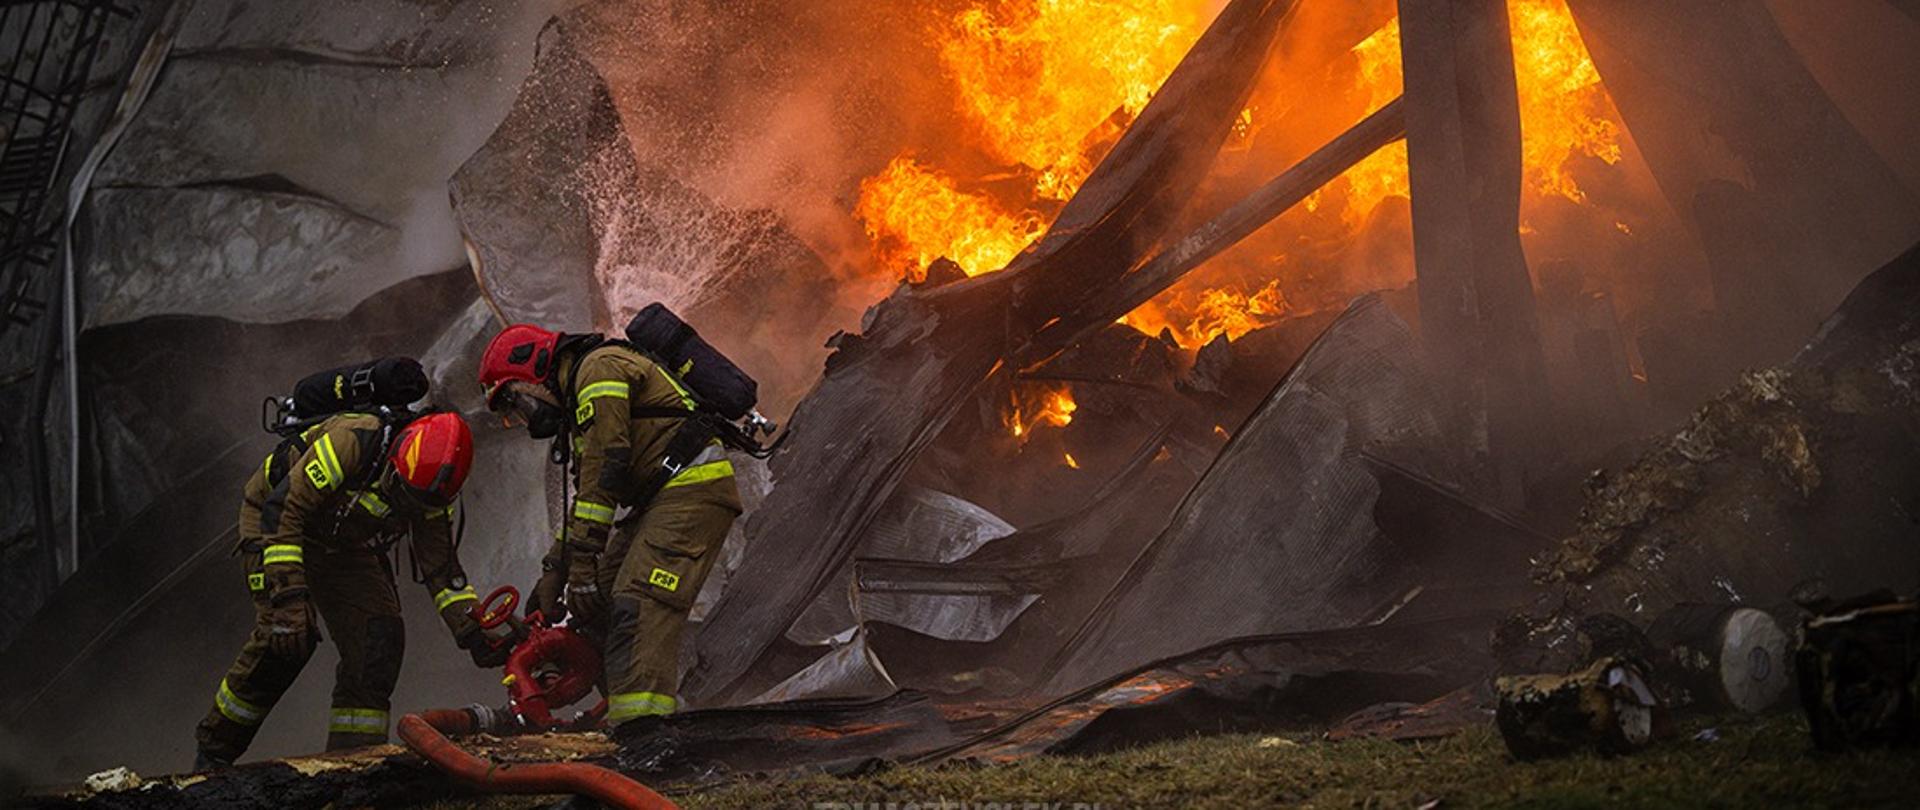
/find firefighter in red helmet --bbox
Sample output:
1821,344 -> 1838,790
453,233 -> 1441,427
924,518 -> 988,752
194,411 -> 501,770
478,324 -> 741,726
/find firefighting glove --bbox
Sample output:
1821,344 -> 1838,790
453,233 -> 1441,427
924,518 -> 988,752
456,623 -> 511,668
530,556 -> 568,623
266,599 -> 318,659
564,548 -> 606,626
464,629 -> 510,667
263,558 -> 318,659
439,599 -> 481,645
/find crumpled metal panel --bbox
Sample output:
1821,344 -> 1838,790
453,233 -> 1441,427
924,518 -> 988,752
82,0 -> 562,328
787,487 -> 1021,645
83,184 -> 401,327
1042,294 -> 1461,695
450,18 -> 623,332
748,629 -> 897,705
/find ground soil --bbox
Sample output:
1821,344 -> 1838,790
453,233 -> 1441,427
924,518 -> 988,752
422,713 -> 1918,809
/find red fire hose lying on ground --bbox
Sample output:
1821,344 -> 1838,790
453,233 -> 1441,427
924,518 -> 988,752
395,587 -> 677,810
397,709 -> 678,810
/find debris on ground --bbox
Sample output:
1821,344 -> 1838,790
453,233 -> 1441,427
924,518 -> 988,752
1796,590 -> 1920,751
1495,656 -> 1669,760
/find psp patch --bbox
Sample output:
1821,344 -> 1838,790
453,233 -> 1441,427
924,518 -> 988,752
647,567 -> 681,592
304,458 -> 332,489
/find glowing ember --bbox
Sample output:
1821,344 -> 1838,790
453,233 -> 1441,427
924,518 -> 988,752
1005,384 -> 1077,443
1064,452 -> 1080,469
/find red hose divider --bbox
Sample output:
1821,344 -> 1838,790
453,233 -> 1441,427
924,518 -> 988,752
398,712 -> 679,810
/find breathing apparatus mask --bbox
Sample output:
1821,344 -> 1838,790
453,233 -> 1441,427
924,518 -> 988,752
489,381 -> 567,440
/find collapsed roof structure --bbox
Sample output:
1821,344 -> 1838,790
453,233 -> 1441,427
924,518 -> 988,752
2,0 -> 1917,804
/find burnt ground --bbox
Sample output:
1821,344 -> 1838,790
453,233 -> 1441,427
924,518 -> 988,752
397,713 -> 1916,809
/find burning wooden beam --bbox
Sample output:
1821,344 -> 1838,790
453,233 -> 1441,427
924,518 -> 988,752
1021,97 -> 1408,365
1398,0 -> 1555,507
684,0 -> 1303,705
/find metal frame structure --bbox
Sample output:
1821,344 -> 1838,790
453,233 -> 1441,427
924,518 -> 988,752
1,0 -> 120,334
2,0 -> 128,584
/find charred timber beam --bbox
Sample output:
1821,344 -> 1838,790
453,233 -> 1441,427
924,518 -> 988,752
1398,0 -> 1554,506
1021,98 -> 1407,365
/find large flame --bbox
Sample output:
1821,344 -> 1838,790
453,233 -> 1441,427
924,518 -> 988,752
857,0 -> 1216,283
855,157 -> 1046,280
856,0 -> 1626,348
942,0 -> 1212,201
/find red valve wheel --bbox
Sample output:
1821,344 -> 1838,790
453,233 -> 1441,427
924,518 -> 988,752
476,585 -> 520,630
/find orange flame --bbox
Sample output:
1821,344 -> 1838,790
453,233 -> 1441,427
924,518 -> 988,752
1328,0 -> 1623,221
1118,278 -> 1289,347
855,157 -> 1046,280
941,0 -> 1212,201
856,0 -> 1216,282
1006,384 -> 1077,443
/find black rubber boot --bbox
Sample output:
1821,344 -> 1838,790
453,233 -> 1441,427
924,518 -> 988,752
192,748 -> 235,773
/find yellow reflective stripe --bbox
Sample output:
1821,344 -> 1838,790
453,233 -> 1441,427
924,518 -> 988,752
327,707 -> 389,735
262,544 -> 304,566
606,691 -> 677,723
318,435 -> 344,482
216,679 -> 265,725
663,459 -> 734,489
424,504 -> 454,521
356,492 -> 390,517
305,434 -> 344,490
656,369 -> 696,409
572,500 -> 615,525
434,586 -> 478,611
579,381 -> 630,402
261,453 -> 273,479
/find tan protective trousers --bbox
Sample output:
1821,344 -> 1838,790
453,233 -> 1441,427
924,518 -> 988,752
592,487 -> 738,725
194,544 -> 404,760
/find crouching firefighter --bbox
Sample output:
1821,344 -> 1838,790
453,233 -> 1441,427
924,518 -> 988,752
194,405 -> 504,770
478,307 -> 772,727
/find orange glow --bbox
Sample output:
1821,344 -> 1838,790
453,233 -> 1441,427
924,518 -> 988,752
1005,384 -> 1077,443
1064,452 -> 1080,468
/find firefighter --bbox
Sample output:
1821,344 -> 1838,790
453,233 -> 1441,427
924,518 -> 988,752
193,411 -> 503,770
477,324 -> 741,726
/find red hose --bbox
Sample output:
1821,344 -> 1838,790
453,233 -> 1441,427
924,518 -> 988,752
398,712 -> 679,810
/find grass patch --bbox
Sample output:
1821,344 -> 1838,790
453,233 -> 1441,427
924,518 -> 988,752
676,714 -> 1916,809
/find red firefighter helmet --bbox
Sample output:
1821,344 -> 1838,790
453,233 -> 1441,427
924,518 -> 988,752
478,324 -> 562,409
387,412 -> 474,506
